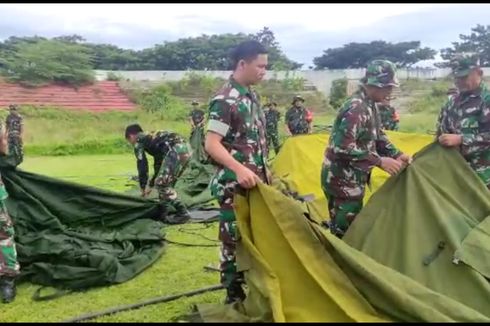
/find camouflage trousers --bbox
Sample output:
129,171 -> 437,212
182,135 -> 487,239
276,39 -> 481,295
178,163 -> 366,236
325,193 -> 363,238
154,142 -> 191,205
8,134 -> 23,166
0,197 -> 20,278
266,129 -> 280,155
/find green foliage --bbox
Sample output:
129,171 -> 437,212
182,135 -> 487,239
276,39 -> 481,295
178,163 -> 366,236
280,71 -> 306,91
106,71 -> 123,81
329,78 -> 348,109
138,85 -> 188,120
0,39 -> 94,87
313,41 -> 436,69
439,24 -> 490,67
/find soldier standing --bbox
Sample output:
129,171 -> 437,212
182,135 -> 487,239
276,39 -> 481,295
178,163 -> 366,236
321,60 -> 412,238
188,100 -> 208,162
189,100 -> 205,138
125,124 -> 192,224
377,98 -> 400,131
0,124 -> 19,303
437,53 -> 490,189
6,105 -> 23,166
264,101 -> 281,155
285,95 -> 310,135
204,40 -> 270,304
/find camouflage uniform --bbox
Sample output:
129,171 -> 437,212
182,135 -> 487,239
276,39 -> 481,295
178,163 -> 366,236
6,107 -> 23,166
321,60 -> 403,237
285,96 -> 309,135
207,76 -> 269,292
134,131 -> 191,208
436,53 -> 490,189
264,104 -> 281,154
378,104 -> 400,131
0,175 -> 20,279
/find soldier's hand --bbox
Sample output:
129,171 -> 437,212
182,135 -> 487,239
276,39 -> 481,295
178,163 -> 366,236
438,134 -> 462,147
236,166 -> 260,189
379,157 -> 403,176
141,188 -> 148,197
396,153 -> 413,166
145,188 -> 153,197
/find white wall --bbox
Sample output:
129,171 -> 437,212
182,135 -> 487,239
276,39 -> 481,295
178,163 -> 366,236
97,68 -> 490,96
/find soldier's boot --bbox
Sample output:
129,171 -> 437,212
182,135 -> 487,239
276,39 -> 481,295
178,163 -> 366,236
0,276 -> 16,304
161,200 -> 190,224
224,282 -> 246,305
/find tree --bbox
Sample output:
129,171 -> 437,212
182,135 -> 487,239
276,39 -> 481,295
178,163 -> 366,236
439,24 -> 490,67
313,41 -> 436,69
0,39 -> 95,87
252,27 -> 303,70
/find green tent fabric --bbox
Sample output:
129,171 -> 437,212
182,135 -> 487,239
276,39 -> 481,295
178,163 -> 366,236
197,143 -> 490,322
0,161 -> 166,291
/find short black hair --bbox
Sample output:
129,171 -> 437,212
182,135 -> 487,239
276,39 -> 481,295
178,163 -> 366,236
125,124 -> 143,139
230,40 -> 268,70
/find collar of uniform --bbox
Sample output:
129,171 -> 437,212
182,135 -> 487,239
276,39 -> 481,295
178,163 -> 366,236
229,75 -> 251,97
358,87 -> 376,107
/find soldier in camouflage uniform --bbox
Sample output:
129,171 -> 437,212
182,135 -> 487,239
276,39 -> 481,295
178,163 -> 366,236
377,99 -> 400,131
285,95 -> 310,135
125,124 -> 192,223
6,105 -> 23,166
437,53 -> 490,189
205,40 -> 270,304
0,123 -> 19,303
189,100 -> 206,137
321,60 -> 412,237
264,102 -> 281,155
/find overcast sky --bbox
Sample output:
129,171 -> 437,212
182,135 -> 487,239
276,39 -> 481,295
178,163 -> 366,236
1,3 -> 489,68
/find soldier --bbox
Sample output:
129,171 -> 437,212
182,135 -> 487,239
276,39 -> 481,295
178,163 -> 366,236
125,124 -> 192,223
0,123 -> 19,303
377,98 -> 400,131
6,105 -> 23,166
285,95 -> 310,135
436,53 -> 490,189
204,40 -> 270,304
321,60 -> 412,238
189,100 -> 206,137
264,101 -> 281,155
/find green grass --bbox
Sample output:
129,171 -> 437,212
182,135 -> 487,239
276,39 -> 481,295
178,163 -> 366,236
1,154 -> 223,322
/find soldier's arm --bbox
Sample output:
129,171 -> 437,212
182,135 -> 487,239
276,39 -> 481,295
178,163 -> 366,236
134,143 -> 149,191
284,109 -> 292,135
460,103 -> 490,156
149,156 -> 163,188
435,100 -> 450,138
376,129 -> 401,159
205,100 -> 259,188
331,106 -> 382,171
0,125 -> 8,155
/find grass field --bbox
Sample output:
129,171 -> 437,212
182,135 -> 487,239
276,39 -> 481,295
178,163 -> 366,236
1,154 -> 223,322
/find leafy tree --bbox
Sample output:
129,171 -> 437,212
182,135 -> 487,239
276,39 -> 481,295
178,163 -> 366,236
439,24 -> 490,67
313,41 -> 436,69
0,39 -> 94,87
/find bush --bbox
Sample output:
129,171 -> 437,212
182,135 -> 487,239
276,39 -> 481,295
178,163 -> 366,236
329,78 -> 348,109
138,85 -> 188,120
106,72 -> 123,81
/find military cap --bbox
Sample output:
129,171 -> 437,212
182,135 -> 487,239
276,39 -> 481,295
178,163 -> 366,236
450,53 -> 480,77
292,95 -> 305,104
191,100 -> 199,106
361,60 -> 399,88
8,104 -> 18,111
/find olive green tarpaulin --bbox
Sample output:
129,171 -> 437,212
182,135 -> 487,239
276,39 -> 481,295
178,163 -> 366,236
197,144 -> 490,322
0,162 -> 166,291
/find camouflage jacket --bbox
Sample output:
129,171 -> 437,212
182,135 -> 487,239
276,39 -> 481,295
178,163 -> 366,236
207,77 -> 269,185
134,131 -> 185,189
285,106 -> 309,135
436,83 -> 490,187
264,107 -> 281,132
189,108 -> 205,127
322,88 -> 401,199
6,112 -> 23,135
378,104 -> 399,131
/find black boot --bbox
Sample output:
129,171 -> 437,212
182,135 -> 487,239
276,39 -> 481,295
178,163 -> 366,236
0,276 -> 16,304
167,200 -> 191,224
224,283 -> 246,305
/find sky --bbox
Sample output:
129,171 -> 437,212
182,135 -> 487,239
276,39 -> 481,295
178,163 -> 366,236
0,3 -> 489,68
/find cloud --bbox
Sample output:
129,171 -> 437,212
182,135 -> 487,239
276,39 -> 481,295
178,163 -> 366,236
0,4 -> 488,66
